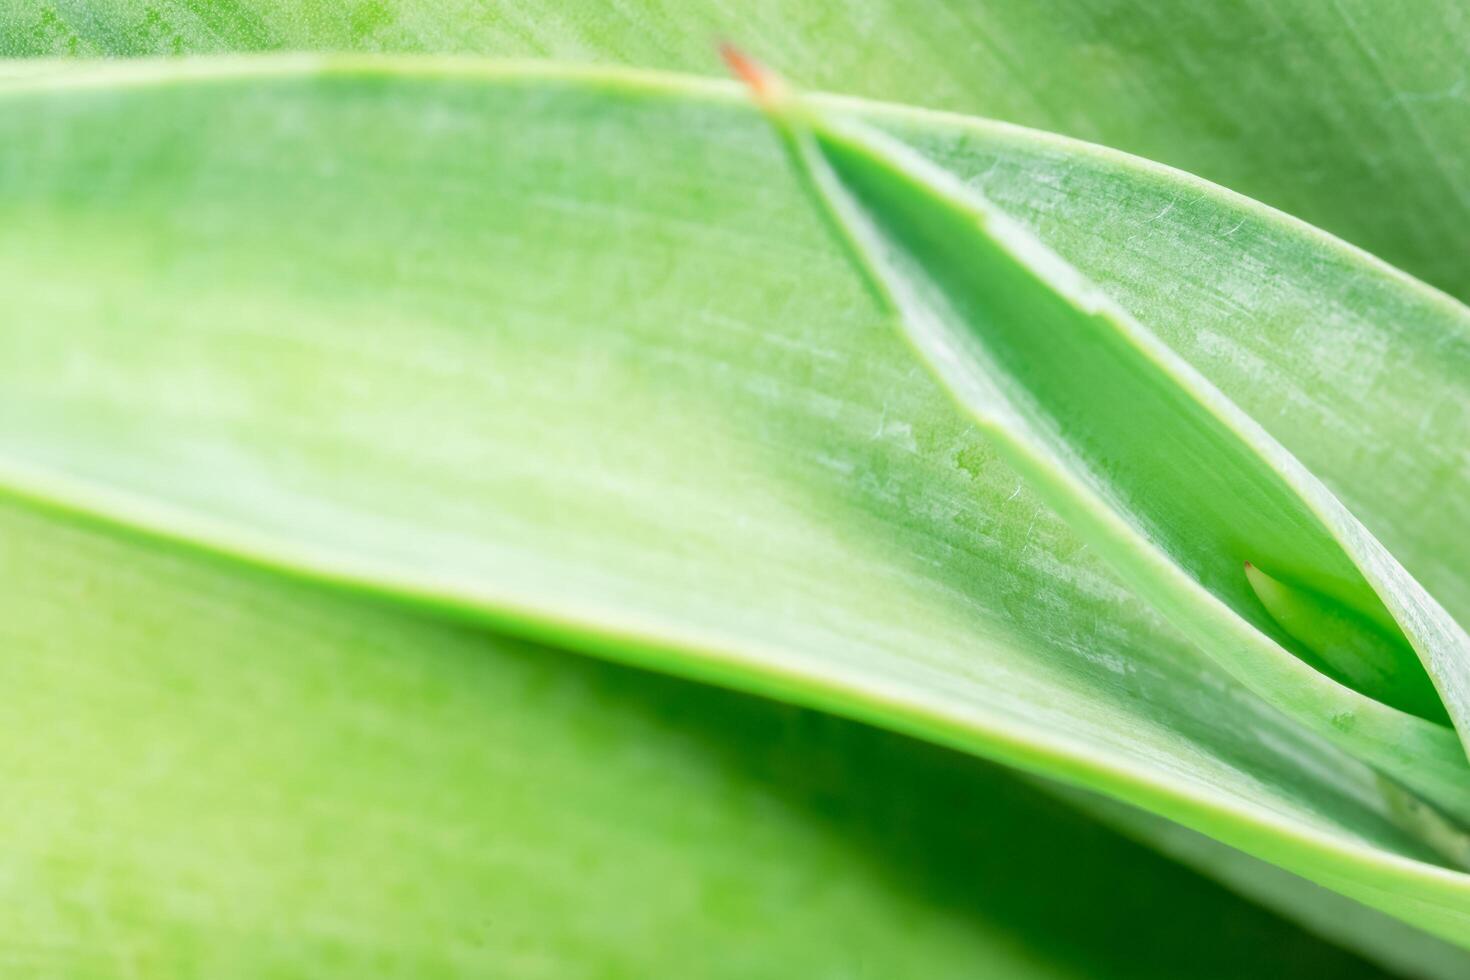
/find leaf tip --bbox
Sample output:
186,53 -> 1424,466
718,43 -> 787,109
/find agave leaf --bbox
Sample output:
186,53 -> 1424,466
9,496 -> 1416,977
5,0 -> 1469,300
1,57 -> 1468,942
732,65 -> 1470,818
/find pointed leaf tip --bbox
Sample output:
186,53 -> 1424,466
718,43 -> 786,107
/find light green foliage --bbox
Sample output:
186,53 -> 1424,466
9,497 -> 1393,978
752,88 -> 1470,807
1,1 -> 1469,975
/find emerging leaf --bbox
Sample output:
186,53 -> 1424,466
728,51 -> 1470,826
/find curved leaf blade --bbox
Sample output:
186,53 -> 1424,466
2,57 -> 1470,941
9,494 -> 1420,978
740,75 -> 1470,818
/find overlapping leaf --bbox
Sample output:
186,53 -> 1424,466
738,70 -> 1470,818
0,59 -> 1468,954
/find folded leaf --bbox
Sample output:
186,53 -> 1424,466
731,61 -> 1470,822
1,57 -> 1469,943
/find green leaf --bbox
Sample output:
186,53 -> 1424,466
1245,560 -> 1436,718
1,56 -> 1468,947
8,494 -> 1416,977
5,0 -> 1470,302
737,71 -> 1470,817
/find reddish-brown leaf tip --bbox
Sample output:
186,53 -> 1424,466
719,43 -> 783,106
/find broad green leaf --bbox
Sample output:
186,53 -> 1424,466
737,70 -> 1470,819
3,0 -> 1469,301
1,57 -> 1468,944
6,495 -> 1414,978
